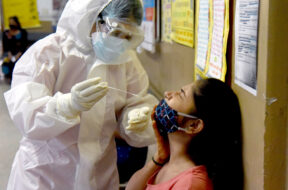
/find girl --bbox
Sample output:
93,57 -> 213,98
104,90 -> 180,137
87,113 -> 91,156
126,78 -> 244,190
2,16 -> 27,79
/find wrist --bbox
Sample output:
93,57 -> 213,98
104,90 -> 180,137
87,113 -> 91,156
57,93 -> 80,118
152,155 -> 166,166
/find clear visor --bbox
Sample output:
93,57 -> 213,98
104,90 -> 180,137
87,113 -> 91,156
97,17 -> 144,48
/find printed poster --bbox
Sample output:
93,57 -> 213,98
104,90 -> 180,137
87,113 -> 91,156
171,0 -> 194,47
162,0 -> 172,43
139,0 -> 156,53
207,0 -> 229,80
52,0 -> 68,27
3,0 -> 40,29
195,0 -> 210,74
194,0 -> 229,81
235,0 -> 259,95
37,0 -> 53,21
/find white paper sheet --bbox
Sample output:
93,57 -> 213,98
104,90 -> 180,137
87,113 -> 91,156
196,0 -> 209,71
235,0 -> 259,95
37,0 -> 53,21
208,0 -> 225,78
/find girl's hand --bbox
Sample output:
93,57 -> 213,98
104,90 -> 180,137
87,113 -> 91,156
151,106 -> 170,164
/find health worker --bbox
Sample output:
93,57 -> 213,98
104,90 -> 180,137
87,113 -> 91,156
4,0 -> 157,189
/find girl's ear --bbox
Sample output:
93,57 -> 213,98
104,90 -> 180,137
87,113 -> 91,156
184,119 -> 204,135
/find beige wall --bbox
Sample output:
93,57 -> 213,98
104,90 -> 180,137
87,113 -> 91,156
263,0 -> 288,189
138,0 -> 288,189
233,0 -> 288,188
231,0 -> 268,189
138,42 -> 195,99
26,21 -> 53,34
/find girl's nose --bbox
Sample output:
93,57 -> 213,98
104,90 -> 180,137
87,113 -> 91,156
164,91 -> 173,100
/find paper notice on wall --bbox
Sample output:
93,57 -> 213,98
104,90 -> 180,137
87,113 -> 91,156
52,0 -> 68,26
235,0 -> 259,95
194,0 -> 229,81
162,0 -> 172,43
139,0 -> 156,53
37,0 -> 53,21
171,0 -> 194,47
195,0 -> 210,71
3,0 -> 40,29
207,0 -> 226,79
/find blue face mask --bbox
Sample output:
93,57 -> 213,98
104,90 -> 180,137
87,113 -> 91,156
154,99 -> 198,136
91,32 -> 129,63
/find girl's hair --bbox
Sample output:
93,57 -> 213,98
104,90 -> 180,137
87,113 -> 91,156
9,16 -> 22,29
190,78 -> 244,190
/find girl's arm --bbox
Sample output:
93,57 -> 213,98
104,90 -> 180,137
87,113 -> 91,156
126,109 -> 170,190
125,154 -> 163,190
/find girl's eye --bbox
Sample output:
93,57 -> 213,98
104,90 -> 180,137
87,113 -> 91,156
177,90 -> 183,99
179,89 -> 185,99
181,89 -> 185,96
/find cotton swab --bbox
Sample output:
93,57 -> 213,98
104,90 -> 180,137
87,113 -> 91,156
107,86 -> 140,97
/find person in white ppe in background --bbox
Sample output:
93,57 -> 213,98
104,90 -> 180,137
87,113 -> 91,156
4,0 -> 158,189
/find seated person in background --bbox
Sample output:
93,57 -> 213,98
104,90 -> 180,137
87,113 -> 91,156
2,16 -> 27,79
126,78 -> 244,190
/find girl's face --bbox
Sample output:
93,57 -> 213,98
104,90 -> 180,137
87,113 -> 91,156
164,83 -> 196,115
9,19 -> 18,27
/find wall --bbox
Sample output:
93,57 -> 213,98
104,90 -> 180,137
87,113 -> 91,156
139,0 -> 288,189
263,0 -> 288,189
231,0 -> 269,189
26,21 -> 53,42
138,42 -> 195,98
231,11 -> 268,187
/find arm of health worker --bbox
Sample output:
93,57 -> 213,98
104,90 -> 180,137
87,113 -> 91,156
4,35 -> 82,140
117,51 -> 158,147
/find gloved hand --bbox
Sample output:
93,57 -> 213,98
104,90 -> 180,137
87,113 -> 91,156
126,107 -> 152,132
57,77 -> 108,118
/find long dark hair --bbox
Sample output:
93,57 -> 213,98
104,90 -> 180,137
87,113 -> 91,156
189,78 -> 244,190
9,16 -> 22,29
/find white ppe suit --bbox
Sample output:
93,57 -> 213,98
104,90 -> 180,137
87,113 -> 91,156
4,0 -> 157,189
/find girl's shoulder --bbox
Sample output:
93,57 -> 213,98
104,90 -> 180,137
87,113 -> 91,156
147,165 -> 213,190
174,166 -> 213,190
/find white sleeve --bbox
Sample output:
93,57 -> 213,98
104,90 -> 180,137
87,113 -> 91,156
4,36 -> 80,140
118,51 -> 158,147
4,82 -> 80,140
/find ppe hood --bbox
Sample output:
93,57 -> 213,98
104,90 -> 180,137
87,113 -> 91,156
56,0 -> 112,49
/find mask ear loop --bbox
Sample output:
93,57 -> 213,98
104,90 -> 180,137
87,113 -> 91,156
176,127 -> 190,133
176,112 -> 199,133
177,112 -> 199,119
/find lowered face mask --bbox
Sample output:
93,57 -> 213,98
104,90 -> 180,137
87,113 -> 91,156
154,99 -> 198,136
9,25 -> 18,30
91,32 -> 130,63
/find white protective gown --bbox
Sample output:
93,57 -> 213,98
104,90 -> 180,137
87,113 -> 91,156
4,0 -> 157,189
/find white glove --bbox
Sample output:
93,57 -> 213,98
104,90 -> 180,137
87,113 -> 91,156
126,107 -> 151,132
57,77 -> 108,118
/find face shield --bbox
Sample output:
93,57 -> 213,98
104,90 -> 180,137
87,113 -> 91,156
96,17 -> 144,49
